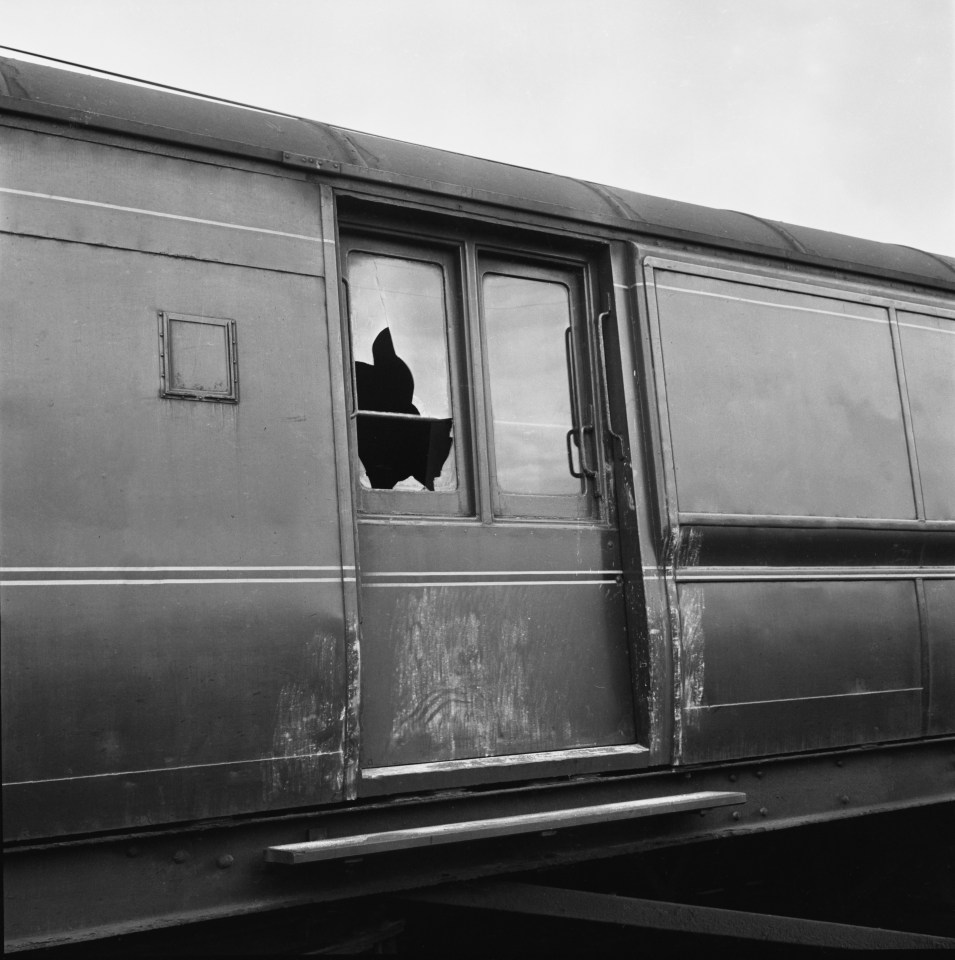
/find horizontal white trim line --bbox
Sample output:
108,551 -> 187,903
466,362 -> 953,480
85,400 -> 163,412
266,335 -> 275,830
676,513 -> 954,530
655,282 -> 888,325
0,187 -> 324,242
687,687 -> 922,711
1,565 -> 355,572
3,751 -> 340,787
677,569 -> 955,582
364,569 -> 622,577
363,744 -> 649,779
365,579 -> 618,588
897,319 -> 955,336
2,578 -> 355,587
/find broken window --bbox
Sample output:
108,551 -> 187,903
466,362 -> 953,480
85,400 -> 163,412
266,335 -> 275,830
346,249 -> 457,494
340,226 -> 599,521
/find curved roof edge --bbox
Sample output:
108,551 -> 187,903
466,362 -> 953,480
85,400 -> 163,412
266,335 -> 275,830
2,56 -> 953,291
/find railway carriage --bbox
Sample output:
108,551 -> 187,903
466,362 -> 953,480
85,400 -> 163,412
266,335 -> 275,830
1,55 -> 953,951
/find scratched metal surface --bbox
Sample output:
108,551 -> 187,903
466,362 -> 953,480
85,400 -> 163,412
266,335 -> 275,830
356,523 -> 637,767
2,56 -> 954,289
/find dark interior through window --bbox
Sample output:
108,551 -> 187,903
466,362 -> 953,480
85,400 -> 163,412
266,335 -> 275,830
347,250 -> 456,493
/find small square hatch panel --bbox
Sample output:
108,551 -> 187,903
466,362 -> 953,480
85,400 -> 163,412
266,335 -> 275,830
159,312 -> 238,402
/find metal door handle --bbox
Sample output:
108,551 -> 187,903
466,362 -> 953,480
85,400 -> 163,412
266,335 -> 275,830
595,304 -> 629,467
565,327 -> 598,492
566,428 -> 583,478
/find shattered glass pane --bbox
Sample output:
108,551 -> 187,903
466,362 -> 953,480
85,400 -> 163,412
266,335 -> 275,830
348,252 -> 456,492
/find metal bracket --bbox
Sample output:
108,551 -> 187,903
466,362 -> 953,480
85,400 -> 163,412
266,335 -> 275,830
282,151 -> 320,169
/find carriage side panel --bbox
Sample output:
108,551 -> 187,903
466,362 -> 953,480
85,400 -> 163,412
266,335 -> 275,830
0,125 -> 348,839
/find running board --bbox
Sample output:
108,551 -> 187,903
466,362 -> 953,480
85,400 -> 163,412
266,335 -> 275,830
263,791 -> 746,865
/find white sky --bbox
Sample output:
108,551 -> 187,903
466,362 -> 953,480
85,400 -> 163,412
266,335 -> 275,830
3,0 -> 954,255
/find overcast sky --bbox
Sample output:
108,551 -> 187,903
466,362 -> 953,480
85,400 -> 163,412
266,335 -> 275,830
3,0 -> 954,255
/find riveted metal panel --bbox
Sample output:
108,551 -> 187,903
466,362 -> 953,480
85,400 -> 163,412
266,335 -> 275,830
4,740 -> 953,950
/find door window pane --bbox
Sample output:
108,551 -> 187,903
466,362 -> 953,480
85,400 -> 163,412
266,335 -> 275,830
483,273 -> 580,496
347,252 -> 456,492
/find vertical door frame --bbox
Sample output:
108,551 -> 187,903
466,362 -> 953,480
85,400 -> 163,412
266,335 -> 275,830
319,184 -> 363,799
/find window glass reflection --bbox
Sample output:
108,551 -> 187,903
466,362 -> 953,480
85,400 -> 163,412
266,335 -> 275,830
348,252 -> 455,491
483,273 -> 580,496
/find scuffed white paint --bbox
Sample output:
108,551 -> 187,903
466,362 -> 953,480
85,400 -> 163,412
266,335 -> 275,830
680,583 -> 706,728
388,588 -> 567,760
268,633 -> 343,798
682,527 -> 704,568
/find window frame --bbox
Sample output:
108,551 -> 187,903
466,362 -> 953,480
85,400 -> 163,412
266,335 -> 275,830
158,311 -> 239,404
340,232 -> 474,518
477,253 -> 600,521
337,206 -> 611,525
642,252 -> 955,532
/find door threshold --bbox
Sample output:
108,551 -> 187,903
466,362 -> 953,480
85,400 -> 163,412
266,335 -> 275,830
358,744 -> 650,797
